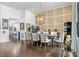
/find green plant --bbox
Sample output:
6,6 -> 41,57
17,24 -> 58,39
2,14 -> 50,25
36,26 -> 40,32
31,25 -> 40,33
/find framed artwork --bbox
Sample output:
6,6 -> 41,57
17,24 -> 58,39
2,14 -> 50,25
9,26 -> 13,31
26,23 -> 31,32
20,23 -> 24,30
14,27 -> 16,31
2,19 -> 8,29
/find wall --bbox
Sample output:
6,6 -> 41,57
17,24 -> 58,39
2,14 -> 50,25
25,10 -> 35,25
8,9 -> 35,32
0,4 -> 21,20
0,4 -> 35,27
0,4 -> 36,42
20,9 -> 25,22
35,5 -> 72,32
72,2 -> 79,56
19,10 -> 35,40
0,4 -> 21,42
0,4 -> 35,31
9,20 -> 20,31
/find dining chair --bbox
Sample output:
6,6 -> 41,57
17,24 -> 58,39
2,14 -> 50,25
54,32 -> 64,48
25,32 -> 32,44
32,33 -> 40,47
40,33 -> 52,48
51,32 -> 57,37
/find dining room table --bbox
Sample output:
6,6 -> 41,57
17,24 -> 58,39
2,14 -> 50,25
47,34 -> 57,47
48,35 -> 55,41
37,32 -> 57,47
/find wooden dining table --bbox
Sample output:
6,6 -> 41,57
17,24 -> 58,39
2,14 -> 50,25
48,35 -> 55,41
36,32 -> 56,46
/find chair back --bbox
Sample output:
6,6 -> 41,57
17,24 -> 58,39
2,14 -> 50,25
32,33 -> 39,41
43,32 -> 48,34
56,32 -> 61,39
56,32 -> 64,42
40,33 -> 48,42
51,32 -> 57,37
60,33 -> 64,42
26,32 -> 32,40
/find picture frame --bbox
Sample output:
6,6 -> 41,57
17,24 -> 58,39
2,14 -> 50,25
2,19 -> 8,29
26,23 -> 31,32
20,23 -> 24,30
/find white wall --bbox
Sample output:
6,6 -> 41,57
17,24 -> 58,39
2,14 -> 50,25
20,10 -> 25,22
25,10 -> 35,25
9,20 -> 20,31
71,2 -> 79,56
0,4 -> 35,31
0,4 -> 36,42
0,4 -> 35,25
0,4 -> 21,42
72,2 -> 77,52
19,9 -> 35,40
0,4 -> 21,20
72,2 -> 79,57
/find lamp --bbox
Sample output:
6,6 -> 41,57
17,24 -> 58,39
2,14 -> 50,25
36,2 -> 45,25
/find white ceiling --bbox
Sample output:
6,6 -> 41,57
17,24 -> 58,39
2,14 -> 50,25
0,2 -> 72,12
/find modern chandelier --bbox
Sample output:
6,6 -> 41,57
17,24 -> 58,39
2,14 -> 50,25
36,2 -> 45,25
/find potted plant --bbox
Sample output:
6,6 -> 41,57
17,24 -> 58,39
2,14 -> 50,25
36,26 -> 40,32
31,25 -> 40,33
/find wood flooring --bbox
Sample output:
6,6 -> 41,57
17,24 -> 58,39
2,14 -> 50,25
0,40 -> 63,57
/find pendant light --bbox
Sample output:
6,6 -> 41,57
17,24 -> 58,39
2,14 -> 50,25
36,2 -> 45,25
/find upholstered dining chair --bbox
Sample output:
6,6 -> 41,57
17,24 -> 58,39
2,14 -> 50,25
40,33 -> 52,48
32,33 -> 40,47
54,32 -> 64,48
25,32 -> 32,44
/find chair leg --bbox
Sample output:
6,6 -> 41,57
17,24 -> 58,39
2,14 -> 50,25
29,40 -> 30,44
30,40 -> 32,47
53,42 -> 55,48
34,41 -> 37,46
40,42 -> 42,47
37,41 -> 38,47
50,42 -> 52,48
29,40 -> 31,47
32,41 -> 33,48
45,43 -> 46,48
33,42 -> 34,47
52,43 -> 54,47
34,41 -> 35,47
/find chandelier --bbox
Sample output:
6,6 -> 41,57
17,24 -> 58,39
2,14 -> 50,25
36,2 -> 45,25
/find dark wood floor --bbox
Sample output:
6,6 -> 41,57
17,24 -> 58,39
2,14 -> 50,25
0,39 -> 63,57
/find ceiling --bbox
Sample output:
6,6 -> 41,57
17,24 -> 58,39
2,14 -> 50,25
0,2 -> 72,12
